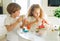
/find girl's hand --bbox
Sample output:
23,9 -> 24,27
37,31 -> 44,36
36,29 -> 47,36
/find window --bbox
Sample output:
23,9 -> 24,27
30,0 -> 42,6
15,0 -> 28,15
48,0 -> 60,7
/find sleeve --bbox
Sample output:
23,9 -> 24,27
43,13 -> 50,25
4,18 -> 11,25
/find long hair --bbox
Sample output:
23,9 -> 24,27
28,4 -> 44,18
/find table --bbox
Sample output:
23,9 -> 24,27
17,29 -> 45,41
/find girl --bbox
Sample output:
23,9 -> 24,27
21,4 -> 49,41
27,4 -> 49,36
22,4 -> 50,37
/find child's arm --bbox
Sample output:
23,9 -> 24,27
20,19 -> 38,29
5,16 -> 23,32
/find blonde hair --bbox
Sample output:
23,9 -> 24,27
28,4 -> 44,18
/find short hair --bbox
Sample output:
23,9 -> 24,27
7,3 -> 21,14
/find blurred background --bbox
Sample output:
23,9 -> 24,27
0,0 -> 60,16
0,0 -> 60,41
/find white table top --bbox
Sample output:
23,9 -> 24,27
17,29 -> 59,41
17,29 -> 33,40
17,29 -> 45,41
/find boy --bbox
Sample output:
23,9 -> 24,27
4,3 -> 24,41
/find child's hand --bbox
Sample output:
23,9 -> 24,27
20,18 -> 29,28
23,19 -> 28,25
37,31 -> 43,36
36,29 -> 46,36
17,16 -> 24,22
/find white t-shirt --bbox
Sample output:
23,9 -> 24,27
4,15 -> 22,41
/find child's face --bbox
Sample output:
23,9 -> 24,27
13,10 -> 20,17
32,8 -> 40,18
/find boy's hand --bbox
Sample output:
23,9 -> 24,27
17,16 -> 24,22
23,18 -> 28,25
20,18 -> 29,28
